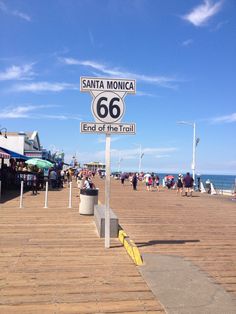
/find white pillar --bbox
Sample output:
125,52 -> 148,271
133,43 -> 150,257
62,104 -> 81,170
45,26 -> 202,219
200,182 -> 206,193
118,152 -> 121,173
192,122 -> 196,187
210,183 -> 217,195
44,181 -> 49,208
138,144 -> 142,174
105,134 -> 111,249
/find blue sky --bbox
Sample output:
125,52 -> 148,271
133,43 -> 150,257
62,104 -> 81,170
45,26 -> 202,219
0,0 -> 235,174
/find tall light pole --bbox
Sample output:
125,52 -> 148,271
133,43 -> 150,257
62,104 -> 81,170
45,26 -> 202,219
0,127 -> 7,138
118,152 -> 123,173
138,144 -> 144,174
177,121 -> 199,186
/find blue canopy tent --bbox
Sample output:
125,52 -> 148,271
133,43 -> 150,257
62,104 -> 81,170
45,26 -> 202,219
0,147 -> 29,160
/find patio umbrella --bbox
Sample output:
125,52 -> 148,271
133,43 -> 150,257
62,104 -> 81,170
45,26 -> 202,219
25,158 -> 53,169
167,175 -> 174,180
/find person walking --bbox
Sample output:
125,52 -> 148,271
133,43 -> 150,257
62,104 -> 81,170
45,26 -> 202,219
83,177 -> 91,189
32,172 -> 38,195
49,169 -> 57,189
132,173 -> 138,190
120,173 -> 126,185
155,174 -> 160,191
183,172 -> 194,197
176,174 -> 183,195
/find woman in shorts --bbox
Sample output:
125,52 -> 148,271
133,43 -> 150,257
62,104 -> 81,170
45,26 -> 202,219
176,174 -> 183,195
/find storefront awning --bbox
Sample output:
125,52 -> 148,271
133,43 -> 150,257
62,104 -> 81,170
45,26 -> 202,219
0,147 -> 28,160
0,148 -> 10,159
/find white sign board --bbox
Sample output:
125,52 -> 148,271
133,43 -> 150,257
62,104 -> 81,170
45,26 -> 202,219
80,122 -> 136,134
80,77 -> 136,93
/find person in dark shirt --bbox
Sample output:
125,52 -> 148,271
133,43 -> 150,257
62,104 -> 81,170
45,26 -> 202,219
132,173 -> 138,190
183,172 -> 194,197
176,174 -> 183,195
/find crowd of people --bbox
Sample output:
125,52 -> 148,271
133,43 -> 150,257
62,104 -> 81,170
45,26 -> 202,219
0,158 -> 78,196
1,157 -> 197,198
118,171 -> 195,196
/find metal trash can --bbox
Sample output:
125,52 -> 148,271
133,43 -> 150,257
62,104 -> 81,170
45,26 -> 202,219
79,188 -> 99,215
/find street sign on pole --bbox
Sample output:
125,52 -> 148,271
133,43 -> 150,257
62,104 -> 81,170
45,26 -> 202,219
80,76 -> 136,249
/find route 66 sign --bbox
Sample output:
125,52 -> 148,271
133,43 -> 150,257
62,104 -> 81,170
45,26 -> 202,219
91,91 -> 125,123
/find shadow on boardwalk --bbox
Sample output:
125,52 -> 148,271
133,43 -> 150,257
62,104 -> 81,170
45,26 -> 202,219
136,239 -> 200,247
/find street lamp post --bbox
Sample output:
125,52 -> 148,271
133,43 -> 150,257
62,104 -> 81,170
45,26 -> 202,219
138,144 -> 144,174
177,121 -> 199,186
0,127 -> 7,138
192,122 -> 196,185
118,152 -> 123,173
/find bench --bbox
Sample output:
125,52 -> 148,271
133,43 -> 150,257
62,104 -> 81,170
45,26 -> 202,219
94,204 -> 119,238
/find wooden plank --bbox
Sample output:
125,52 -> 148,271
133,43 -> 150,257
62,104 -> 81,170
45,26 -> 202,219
0,181 -> 165,313
96,177 -> 236,300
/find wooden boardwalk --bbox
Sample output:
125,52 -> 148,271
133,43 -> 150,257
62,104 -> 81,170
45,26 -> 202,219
0,182 -> 165,313
97,177 -> 236,300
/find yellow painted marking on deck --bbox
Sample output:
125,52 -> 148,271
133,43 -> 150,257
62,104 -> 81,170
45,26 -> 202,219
118,229 -> 143,266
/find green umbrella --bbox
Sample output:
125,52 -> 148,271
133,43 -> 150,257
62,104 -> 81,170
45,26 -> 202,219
25,158 -> 53,169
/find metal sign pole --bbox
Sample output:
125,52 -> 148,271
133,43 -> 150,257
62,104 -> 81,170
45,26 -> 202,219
105,133 -> 111,249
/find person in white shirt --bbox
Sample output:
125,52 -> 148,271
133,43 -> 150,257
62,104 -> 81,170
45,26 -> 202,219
49,169 -> 57,189
83,177 -> 91,189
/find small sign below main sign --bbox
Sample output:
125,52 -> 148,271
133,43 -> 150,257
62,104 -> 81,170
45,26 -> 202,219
80,122 -> 136,134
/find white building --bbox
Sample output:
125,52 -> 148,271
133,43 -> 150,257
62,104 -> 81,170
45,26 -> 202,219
83,161 -> 106,172
0,131 -> 45,158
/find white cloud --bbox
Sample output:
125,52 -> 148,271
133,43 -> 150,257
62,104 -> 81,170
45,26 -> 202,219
182,39 -> 194,47
41,114 -> 82,121
59,57 -> 179,89
0,1 -> 31,21
0,105 -> 82,120
136,91 -> 157,97
12,81 -> 80,92
88,30 -> 95,46
0,105 -> 58,118
0,105 -> 49,118
211,20 -> 228,31
183,0 -> 223,27
0,64 -> 34,81
155,155 -> 171,159
12,10 -> 31,22
0,1 -> 7,12
112,147 -> 177,160
71,146 -> 177,165
211,112 -> 236,123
